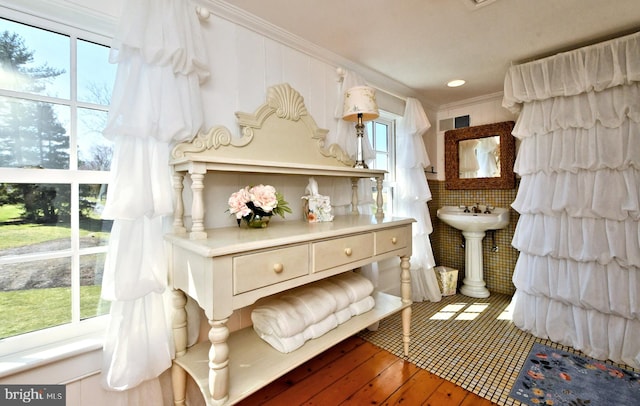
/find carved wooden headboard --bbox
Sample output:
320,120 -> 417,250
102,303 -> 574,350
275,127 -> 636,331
170,83 -> 385,239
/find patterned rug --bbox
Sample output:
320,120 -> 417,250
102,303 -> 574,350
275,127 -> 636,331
510,343 -> 640,405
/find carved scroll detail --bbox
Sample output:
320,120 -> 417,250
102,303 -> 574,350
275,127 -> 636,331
171,125 -> 252,159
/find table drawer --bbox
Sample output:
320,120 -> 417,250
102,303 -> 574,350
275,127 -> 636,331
312,233 -> 374,272
233,245 -> 309,294
375,226 -> 411,255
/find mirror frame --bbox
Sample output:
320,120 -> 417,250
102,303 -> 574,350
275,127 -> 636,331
444,121 -> 516,189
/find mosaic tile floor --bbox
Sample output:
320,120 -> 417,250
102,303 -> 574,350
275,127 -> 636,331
358,292 -> 638,406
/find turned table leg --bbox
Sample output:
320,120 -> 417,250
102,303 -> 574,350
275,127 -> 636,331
208,318 -> 230,404
171,289 -> 188,406
400,254 -> 412,356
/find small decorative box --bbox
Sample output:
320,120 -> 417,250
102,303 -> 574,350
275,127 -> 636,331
301,177 -> 334,223
302,195 -> 334,223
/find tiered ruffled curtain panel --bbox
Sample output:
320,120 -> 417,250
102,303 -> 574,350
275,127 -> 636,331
503,31 -> 640,368
396,98 -> 441,302
101,0 -> 209,390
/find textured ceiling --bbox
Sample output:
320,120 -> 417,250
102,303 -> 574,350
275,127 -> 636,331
224,0 -> 640,108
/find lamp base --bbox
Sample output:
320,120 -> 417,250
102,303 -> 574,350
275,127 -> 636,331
353,117 -> 368,169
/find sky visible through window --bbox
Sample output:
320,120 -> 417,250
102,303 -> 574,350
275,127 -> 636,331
0,18 -> 116,165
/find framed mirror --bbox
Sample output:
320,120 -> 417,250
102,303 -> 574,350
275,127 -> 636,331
444,121 -> 515,189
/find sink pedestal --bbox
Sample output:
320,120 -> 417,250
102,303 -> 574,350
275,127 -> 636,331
459,230 -> 490,298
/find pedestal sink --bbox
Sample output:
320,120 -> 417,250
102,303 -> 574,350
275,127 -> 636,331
436,205 -> 510,298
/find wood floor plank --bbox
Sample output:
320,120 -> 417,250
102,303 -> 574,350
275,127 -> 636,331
259,339 -> 383,405
339,358 -> 419,405
303,348 -> 400,405
460,393 -> 496,405
422,380 -> 469,406
381,367 -> 447,405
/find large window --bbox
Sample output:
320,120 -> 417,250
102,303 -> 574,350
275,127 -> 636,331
366,113 -> 396,215
0,16 -> 115,344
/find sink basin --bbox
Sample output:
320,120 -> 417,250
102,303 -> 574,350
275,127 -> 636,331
436,205 -> 509,233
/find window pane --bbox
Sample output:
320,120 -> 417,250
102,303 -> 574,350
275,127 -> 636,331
375,153 -> 388,171
0,96 -> 70,169
0,257 -> 71,338
80,183 -> 112,248
375,122 -> 388,151
80,253 -> 110,319
78,108 -> 112,170
0,183 -> 71,257
77,40 -> 116,105
0,18 -> 70,99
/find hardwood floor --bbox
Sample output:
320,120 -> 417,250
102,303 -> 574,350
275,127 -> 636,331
236,336 -> 496,406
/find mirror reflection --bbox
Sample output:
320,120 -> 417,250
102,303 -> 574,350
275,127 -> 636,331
458,136 -> 500,178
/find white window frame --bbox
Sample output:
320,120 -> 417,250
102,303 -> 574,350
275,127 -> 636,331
367,111 -> 398,216
0,5 -> 113,362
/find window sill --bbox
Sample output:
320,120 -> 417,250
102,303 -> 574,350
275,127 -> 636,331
0,322 -> 106,383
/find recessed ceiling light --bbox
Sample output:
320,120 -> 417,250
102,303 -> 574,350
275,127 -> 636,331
447,79 -> 466,87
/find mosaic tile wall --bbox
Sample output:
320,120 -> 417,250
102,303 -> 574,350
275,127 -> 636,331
428,179 -> 520,295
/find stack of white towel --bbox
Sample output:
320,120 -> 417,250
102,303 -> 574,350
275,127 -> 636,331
251,272 -> 375,353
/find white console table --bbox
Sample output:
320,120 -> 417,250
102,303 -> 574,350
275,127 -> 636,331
166,84 -> 414,405
166,216 -> 413,405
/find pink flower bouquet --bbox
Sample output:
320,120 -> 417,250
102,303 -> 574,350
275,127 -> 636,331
228,184 -> 291,227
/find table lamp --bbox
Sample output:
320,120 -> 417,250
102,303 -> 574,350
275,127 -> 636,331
342,85 -> 379,168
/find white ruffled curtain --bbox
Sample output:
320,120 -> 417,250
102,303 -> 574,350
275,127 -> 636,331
101,0 -> 209,391
503,31 -> 640,368
396,98 -> 441,303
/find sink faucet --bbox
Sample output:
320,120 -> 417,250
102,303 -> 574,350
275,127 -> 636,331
472,203 -> 481,213
459,205 -> 470,213
484,205 -> 494,214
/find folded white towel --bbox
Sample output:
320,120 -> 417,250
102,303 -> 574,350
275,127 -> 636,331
251,298 -> 308,337
335,307 -> 352,324
328,272 -> 374,303
303,314 -> 338,340
254,329 -> 306,353
254,314 -> 339,353
349,295 -> 375,316
281,285 -> 337,326
315,280 -> 351,310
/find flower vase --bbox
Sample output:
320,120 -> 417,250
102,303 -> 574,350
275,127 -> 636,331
244,214 -> 271,228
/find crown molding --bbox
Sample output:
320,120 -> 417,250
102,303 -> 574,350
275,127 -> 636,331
438,91 -> 505,111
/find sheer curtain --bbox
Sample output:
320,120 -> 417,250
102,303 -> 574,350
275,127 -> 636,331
396,98 -> 441,302
503,31 -> 640,368
101,0 -> 209,391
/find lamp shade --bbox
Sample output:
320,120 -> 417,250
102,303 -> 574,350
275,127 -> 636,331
342,86 -> 379,122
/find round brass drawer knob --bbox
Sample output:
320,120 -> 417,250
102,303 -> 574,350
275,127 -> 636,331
273,263 -> 284,273
344,248 -> 352,256
391,237 -> 398,244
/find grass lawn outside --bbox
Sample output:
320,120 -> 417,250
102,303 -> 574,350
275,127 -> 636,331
0,285 -> 111,339
1,203 -> 112,338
